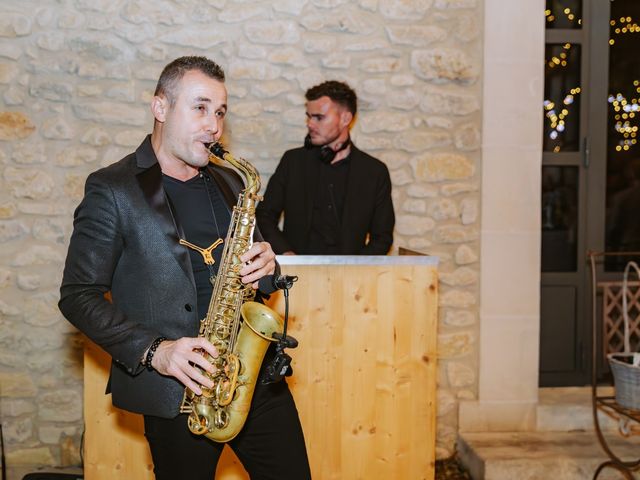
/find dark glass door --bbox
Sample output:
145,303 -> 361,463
540,0 -> 640,385
540,0 -> 590,386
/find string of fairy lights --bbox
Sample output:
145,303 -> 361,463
545,6 -> 582,27
608,16 -> 640,152
609,16 -> 640,45
543,11 -> 640,152
544,43 -> 581,152
609,89 -> 639,152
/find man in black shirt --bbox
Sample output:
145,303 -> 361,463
59,56 -> 310,479
256,80 -> 395,255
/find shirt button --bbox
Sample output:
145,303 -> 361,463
184,304 -> 193,312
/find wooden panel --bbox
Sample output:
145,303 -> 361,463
268,263 -> 438,480
84,262 -> 437,480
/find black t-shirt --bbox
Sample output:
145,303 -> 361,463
163,170 -> 282,388
162,170 -> 230,320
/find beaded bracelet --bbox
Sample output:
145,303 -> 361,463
145,336 -> 167,371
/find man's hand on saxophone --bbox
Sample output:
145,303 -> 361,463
149,337 -> 219,396
146,241 -> 276,395
239,241 -> 277,289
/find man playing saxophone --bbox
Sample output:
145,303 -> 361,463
59,56 -> 311,480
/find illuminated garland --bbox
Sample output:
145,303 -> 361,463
609,17 -> 640,45
545,6 -> 582,26
547,42 -> 572,69
544,43 -> 580,152
607,17 -> 639,150
609,91 -> 639,151
543,29 -> 639,152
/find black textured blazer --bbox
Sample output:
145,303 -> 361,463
256,144 -> 395,255
59,135 -> 268,418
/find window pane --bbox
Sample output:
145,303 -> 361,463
542,166 -> 578,272
605,0 -> 640,271
545,0 -> 582,29
543,43 -> 581,152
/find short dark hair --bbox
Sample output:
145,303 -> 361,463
154,56 -> 225,106
305,80 -> 357,116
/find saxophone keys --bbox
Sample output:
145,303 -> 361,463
188,412 -> 209,435
213,409 -> 229,429
200,389 -> 214,399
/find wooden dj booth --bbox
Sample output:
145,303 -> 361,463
84,256 -> 438,479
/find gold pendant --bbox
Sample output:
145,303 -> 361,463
179,238 -> 224,266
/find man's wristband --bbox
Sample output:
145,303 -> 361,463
144,336 -> 167,371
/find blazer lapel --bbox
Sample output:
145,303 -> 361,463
134,136 -> 194,284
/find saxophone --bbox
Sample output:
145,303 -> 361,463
179,142 -> 284,442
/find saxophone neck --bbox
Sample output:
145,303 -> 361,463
207,143 -> 261,197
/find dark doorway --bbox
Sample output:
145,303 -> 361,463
540,0 -> 590,386
540,0 -> 640,386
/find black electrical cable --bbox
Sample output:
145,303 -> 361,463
1,422 -> 6,480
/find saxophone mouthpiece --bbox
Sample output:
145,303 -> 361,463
207,142 -> 227,159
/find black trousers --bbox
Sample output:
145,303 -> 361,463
143,381 -> 311,480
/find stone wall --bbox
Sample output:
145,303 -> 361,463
0,0 -> 482,473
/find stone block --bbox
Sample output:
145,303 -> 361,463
438,330 -> 475,357
244,20 -> 300,45
411,152 -> 474,181
0,13 -> 32,37
440,267 -> 478,286
395,215 -> 436,235
274,0 -> 309,15
441,182 -> 478,196
41,117 -> 74,140
420,86 -> 480,115
447,361 -> 476,387
396,131 -> 452,153
460,197 -> 478,224
218,4 -> 268,22
0,372 -> 37,397
411,48 -> 479,84
441,309 -> 477,327
0,220 -> 29,243
73,102 -> 146,126
6,447 -> 56,466
0,62 -> 19,84
386,25 -> 447,47
38,390 -> 82,422
0,112 -> 35,140
434,225 -> 479,244
4,168 -> 55,200
439,289 -> 476,308
428,198 -> 459,220
380,0 -> 434,19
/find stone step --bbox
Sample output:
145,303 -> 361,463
537,386 -> 620,432
457,431 -> 640,480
